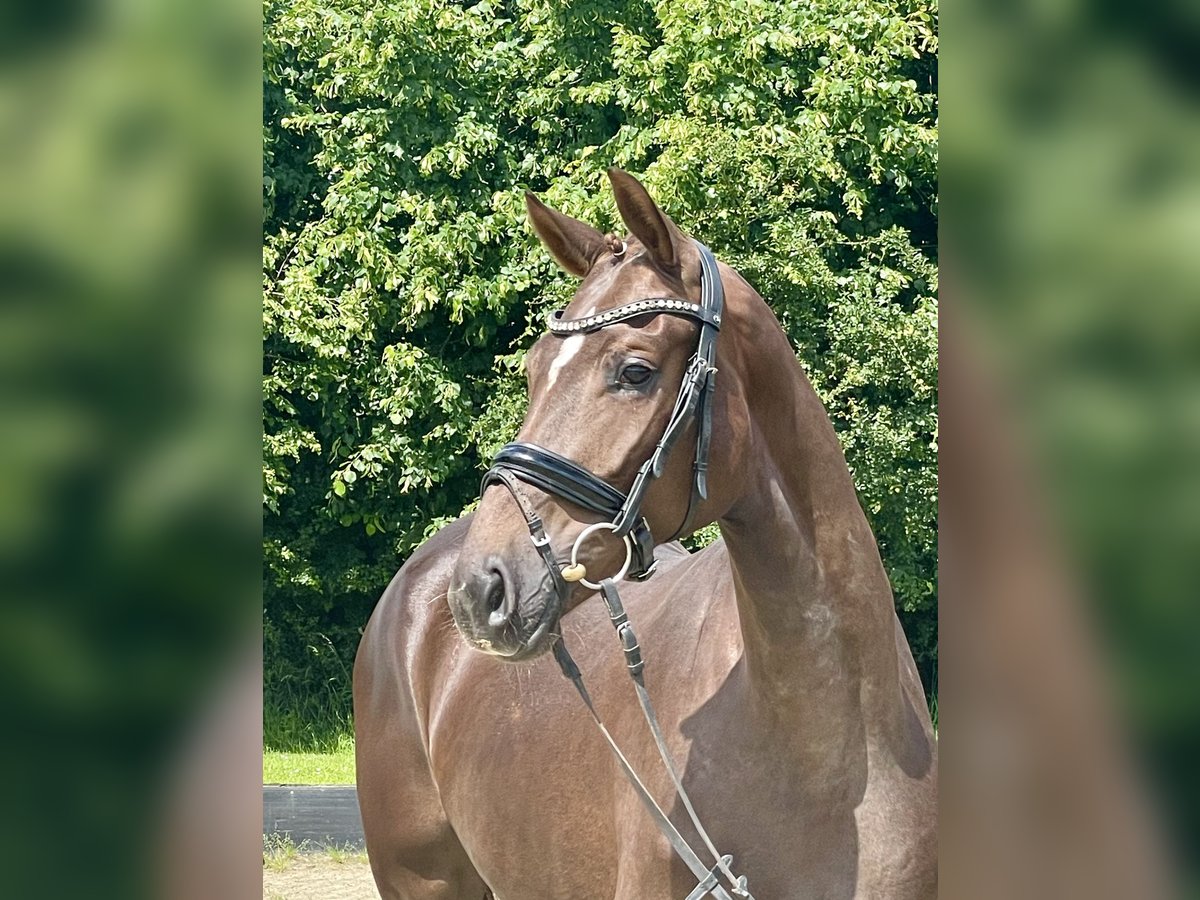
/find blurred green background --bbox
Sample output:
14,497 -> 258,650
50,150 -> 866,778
944,0 -> 1200,881
262,0 -> 940,751
0,0 -> 259,895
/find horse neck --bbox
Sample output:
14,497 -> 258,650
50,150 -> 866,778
717,289 -> 903,736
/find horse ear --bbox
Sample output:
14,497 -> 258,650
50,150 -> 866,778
525,192 -> 607,277
608,168 -> 679,269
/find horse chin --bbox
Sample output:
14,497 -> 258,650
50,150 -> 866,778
506,606 -> 562,661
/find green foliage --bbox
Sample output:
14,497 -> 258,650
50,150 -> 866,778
264,0 -> 938,742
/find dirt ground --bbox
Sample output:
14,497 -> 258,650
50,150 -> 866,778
263,855 -> 380,900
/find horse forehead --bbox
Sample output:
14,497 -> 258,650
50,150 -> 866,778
527,256 -> 694,385
567,254 -> 672,315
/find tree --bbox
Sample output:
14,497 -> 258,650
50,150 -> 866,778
264,0 -> 938,745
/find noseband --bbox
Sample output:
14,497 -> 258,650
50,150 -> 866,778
475,241 -> 755,900
483,240 -> 724,585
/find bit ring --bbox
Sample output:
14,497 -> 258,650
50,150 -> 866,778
563,522 -> 633,590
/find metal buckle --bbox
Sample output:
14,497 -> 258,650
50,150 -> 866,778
683,855 -> 734,900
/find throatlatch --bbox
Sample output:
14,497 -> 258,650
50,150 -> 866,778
479,242 -> 754,900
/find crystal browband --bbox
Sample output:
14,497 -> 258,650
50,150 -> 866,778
547,298 -> 722,335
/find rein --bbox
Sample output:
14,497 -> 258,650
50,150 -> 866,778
481,242 -> 755,900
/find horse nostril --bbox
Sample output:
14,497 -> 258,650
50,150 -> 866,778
484,569 -> 503,611
483,565 -> 511,626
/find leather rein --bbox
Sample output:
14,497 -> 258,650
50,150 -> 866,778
480,242 -> 755,899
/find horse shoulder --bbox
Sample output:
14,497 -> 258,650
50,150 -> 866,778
354,515 -> 491,899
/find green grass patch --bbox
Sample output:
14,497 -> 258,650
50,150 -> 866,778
263,834 -> 368,869
262,833 -> 301,871
264,732 -> 356,784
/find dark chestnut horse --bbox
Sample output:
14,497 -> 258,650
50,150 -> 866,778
354,170 -> 937,898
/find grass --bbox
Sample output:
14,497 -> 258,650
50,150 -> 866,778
263,834 -> 369,870
262,834 -> 301,872
264,683 -> 354,752
264,731 -> 356,785
263,676 -> 357,784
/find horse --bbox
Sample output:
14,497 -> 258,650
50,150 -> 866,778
354,169 -> 937,899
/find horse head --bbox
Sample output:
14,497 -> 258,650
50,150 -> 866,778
446,170 -> 754,660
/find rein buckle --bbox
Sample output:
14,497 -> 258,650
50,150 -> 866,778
684,855 -> 734,900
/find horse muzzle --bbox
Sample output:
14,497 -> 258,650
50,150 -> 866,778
446,553 -> 564,660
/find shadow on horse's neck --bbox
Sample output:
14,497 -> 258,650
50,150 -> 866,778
716,284 -> 902,730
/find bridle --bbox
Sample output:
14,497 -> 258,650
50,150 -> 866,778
478,241 -> 755,899
484,240 -> 723,586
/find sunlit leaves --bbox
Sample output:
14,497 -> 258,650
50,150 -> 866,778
263,0 -> 939,717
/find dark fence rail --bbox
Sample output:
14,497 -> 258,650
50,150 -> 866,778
263,785 -> 365,849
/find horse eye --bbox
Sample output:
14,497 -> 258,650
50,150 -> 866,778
618,362 -> 654,386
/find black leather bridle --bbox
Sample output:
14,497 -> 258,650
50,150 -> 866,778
475,241 -> 755,899
482,240 -> 724,586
